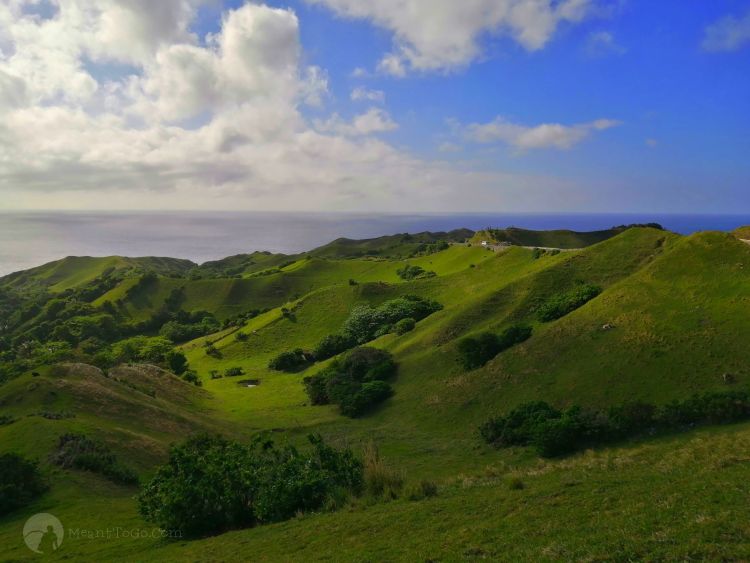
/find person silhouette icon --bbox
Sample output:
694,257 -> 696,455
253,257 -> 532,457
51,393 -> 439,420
37,525 -> 59,554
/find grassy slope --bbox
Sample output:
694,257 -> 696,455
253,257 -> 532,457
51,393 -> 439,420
2,229 -> 750,561
0,256 -> 195,293
472,226 -> 629,249
2,422 -> 748,562
310,229 -> 474,258
95,245 -> 495,321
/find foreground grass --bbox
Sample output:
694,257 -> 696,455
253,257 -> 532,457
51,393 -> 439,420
1,422 -> 749,561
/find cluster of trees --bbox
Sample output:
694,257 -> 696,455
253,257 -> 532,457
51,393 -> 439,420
410,240 -> 449,257
303,347 -> 396,417
536,283 -> 601,322
396,265 -> 436,281
0,453 -> 48,516
480,391 -> 750,458
138,434 -> 363,538
268,295 -> 441,372
457,325 -> 533,370
50,434 -> 139,485
268,349 -> 313,372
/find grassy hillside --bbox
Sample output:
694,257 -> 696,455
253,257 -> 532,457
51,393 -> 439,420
0,256 -> 195,293
471,224 -> 662,249
96,245 -> 494,322
1,226 -> 749,561
310,229 -> 473,258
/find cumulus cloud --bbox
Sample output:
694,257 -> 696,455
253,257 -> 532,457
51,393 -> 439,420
702,9 -> 750,52
0,1 -> 622,212
1,1 -> 563,212
351,86 -> 385,103
306,0 -> 593,74
464,117 -> 621,150
315,108 -> 398,136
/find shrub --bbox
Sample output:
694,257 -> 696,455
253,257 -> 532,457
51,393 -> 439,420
268,349 -> 312,372
394,317 -> 416,335
0,453 -> 48,515
341,295 -> 442,346
50,434 -> 138,485
138,434 -> 363,538
537,284 -> 602,322
224,366 -> 245,377
396,265 -> 435,280
304,347 -> 397,417
166,350 -> 188,375
204,343 -> 221,358
182,370 -> 202,386
313,333 -> 354,361
481,391 -> 750,458
457,325 -> 532,370
339,381 -> 394,418
234,332 -> 248,342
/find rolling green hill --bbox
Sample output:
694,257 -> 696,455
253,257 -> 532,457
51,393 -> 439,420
1,226 -> 750,561
471,224 -> 662,249
0,256 -> 196,293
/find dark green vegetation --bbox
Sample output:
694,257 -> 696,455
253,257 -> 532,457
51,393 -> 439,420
480,391 -> 750,457
50,434 -> 138,485
457,324 -> 532,370
138,434 -> 362,538
0,453 -> 47,515
472,223 -> 663,249
303,347 -> 397,417
535,283 -> 601,322
2,224 -> 750,561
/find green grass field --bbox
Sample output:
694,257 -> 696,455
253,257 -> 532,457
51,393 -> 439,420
1,226 -> 750,561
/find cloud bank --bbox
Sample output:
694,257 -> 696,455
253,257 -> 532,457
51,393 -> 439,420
307,0 -> 593,74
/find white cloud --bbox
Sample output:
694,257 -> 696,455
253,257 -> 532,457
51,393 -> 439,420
585,30 -> 625,56
464,117 -> 620,150
645,138 -> 657,148
306,0 -> 593,75
702,9 -> 750,52
351,86 -> 385,103
315,108 -> 398,136
0,1 -> 622,212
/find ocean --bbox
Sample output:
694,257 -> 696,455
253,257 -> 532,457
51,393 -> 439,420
1,211 -> 749,277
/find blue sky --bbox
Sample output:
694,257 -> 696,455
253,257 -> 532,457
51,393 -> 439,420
1,0 -> 748,212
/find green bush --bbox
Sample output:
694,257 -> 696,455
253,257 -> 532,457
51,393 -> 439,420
396,265 -> 436,280
313,333 -> 354,361
0,453 -> 48,515
537,284 -> 602,322
138,434 -> 363,538
481,391 -> 750,458
50,434 -> 138,485
181,370 -> 202,386
166,350 -> 188,375
394,317 -> 416,335
457,325 -> 532,370
224,366 -> 245,377
341,295 -> 442,346
303,347 -> 396,418
307,296 -> 441,363
268,349 -> 312,372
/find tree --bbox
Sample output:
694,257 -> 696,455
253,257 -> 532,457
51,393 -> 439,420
166,350 -> 188,375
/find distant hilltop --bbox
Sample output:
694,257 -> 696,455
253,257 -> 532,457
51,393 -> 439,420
469,223 -> 665,250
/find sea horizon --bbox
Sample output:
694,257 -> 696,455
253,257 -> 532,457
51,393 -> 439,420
1,210 -> 749,278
